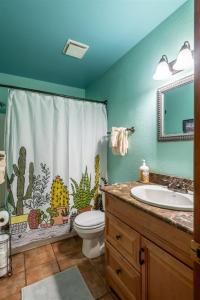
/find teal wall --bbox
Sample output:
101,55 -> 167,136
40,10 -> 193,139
0,72 -> 85,107
164,82 -> 194,134
86,0 -> 194,182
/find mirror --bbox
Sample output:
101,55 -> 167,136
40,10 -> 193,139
157,74 -> 194,141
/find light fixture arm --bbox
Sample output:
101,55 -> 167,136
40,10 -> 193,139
160,55 -> 168,63
182,41 -> 191,50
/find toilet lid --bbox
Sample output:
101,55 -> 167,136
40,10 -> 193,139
74,211 -> 105,228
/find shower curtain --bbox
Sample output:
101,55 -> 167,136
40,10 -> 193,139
0,113 -> 5,150
6,89 -> 107,250
0,113 -> 6,209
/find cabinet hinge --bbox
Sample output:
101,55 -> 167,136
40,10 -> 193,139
191,240 -> 200,264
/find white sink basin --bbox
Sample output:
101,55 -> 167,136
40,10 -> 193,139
131,184 -> 193,211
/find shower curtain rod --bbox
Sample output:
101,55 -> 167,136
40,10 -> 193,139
0,83 -> 107,105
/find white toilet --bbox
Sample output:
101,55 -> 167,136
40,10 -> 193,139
74,210 -> 105,259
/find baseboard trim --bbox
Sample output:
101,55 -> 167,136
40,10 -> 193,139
11,232 -> 77,255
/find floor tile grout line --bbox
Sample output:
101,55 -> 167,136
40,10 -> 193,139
89,258 -> 105,280
96,291 -> 110,300
25,258 -> 60,278
89,257 -> 109,292
23,252 -> 28,286
52,238 -> 90,271
51,242 -> 61,272
23,243 -> 57,270
86,259 -> 110,298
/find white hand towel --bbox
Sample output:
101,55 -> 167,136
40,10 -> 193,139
111,127 -> 128,156
111,127 -> 119,148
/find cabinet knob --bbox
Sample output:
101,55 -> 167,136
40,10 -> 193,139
115,234 -> 121,240
115,268 -> 122,275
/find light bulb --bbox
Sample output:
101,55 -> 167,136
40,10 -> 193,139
173,41 -> 194,71
153,55 -> 172,80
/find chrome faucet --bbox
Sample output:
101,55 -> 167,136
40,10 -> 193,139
166,178 -> 189,194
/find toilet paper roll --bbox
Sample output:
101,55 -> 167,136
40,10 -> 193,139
0,251 -> 7,268
0,211 -> 9,227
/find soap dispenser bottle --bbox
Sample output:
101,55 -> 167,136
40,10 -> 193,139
139,160 -> 149,183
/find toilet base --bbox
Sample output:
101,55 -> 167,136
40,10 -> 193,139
82,235 -> 104,259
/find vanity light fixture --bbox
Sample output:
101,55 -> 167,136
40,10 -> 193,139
173,41 -> 194,71
153,55 -> 172,80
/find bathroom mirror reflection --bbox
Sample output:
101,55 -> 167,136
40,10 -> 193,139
157,74 -> 194,141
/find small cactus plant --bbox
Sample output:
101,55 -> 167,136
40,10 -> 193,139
25,163 -> 50,210
71,167 -> 96,211
28,209 -> 41,229
94,194 -> 104,211
25,163 -> 51,229
7,173 -> 15,214
12,147 -> 34,216
94,155 -> 100,201
50,176 -> 69,209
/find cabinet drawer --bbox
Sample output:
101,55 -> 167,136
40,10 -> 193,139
106,242 -> 141,300
106,212 -> 140,271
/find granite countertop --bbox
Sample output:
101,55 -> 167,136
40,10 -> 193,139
101,181 -> 193,235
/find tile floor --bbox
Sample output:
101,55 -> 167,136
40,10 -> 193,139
0,236 -> 118,300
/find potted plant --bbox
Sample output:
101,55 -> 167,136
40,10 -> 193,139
25,163 -> 50,229
28,209 -> 41,229
7,147 -> 34,234
45,207 -> 59,226
70,166 -> 97,213
61,208 -> 69,224
50,176 -> 69,225
39,209 -> 57,228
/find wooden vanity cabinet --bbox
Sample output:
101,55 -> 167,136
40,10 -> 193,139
105,193 -> 193,300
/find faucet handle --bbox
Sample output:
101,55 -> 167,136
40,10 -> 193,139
161,177 -> 175,187
174,178 -> 188,193
161,178 -> 170,186
167,177 -> 177,188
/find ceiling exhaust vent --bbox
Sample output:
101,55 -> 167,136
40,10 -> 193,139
63,39 -> 89,59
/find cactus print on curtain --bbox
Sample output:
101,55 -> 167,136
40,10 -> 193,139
5,90 -> 107,251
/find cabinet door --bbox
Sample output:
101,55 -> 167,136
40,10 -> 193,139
142,238 -> 193,300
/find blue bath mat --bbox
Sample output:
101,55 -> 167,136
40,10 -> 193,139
22,266 -> 94,300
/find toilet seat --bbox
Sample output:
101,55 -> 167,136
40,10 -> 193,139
74,222 -> 105,231
74,210 -> 105,230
